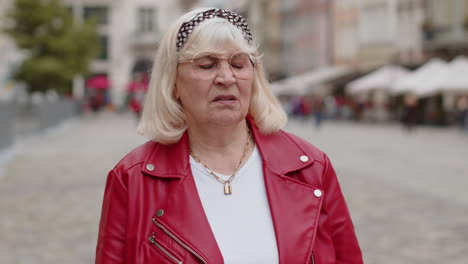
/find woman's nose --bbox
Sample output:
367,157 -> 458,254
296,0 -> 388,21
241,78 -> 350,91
214,61 -> 236,86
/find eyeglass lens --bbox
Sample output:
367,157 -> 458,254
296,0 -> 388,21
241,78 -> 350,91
191,53 -> 254,80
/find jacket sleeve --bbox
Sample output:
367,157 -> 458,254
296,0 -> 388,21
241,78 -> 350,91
322,154 -> 363,264
95,168 -> 128,264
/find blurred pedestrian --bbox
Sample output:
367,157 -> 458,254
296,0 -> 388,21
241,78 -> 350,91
88,88 -> 105,113
402,94 -> 419,132
290,95 -> 311,119
324,95 -> 338,120
95,8 -> 363,264
86,75 -> 110,113
312,95 -> 326,128
125,72 -> 148,121
290,95 -> 303,117
456,95 -> 468,132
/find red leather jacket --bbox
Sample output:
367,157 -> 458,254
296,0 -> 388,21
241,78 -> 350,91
96,120 -> 363,264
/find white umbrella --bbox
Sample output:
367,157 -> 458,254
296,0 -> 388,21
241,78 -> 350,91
346,65 -> 409,94
300,66 -> 351,88
271,66 -> 351,96
416,56 -> 468,96
270,78 -> 308,96
391,58 -> 448,95
442,56 -> 468,92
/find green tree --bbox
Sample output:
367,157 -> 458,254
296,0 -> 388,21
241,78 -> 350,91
4,0 -> 99,94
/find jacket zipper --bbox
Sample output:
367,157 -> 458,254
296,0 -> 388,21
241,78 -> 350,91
311,251 -> 316,264
148,232 -> 183,264
153,217 -> 208,264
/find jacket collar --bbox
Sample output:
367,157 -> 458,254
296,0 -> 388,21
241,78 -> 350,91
248,117 -> 315,173
142,117 -> 315,178
141,132 -> 190,178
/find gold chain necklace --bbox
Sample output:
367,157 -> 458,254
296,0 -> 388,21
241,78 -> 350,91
190,128 -> 251,195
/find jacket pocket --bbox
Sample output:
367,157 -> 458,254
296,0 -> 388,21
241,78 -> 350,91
153,217 -> 208,264
147,232 -> 183,264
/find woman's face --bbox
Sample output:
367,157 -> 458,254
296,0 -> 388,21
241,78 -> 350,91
175,48 -> 254,128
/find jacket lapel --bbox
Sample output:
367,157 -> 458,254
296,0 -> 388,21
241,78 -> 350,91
142,133 -> 224,263
251,120 -> 324,263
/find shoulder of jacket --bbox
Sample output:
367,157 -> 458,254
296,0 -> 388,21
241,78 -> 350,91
113,140 -> 159,173
278,130 -> 328,165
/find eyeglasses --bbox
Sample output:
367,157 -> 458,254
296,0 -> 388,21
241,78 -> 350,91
180,52 -> 256,80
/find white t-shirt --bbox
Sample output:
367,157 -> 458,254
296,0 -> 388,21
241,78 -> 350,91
190,146 -> 279,264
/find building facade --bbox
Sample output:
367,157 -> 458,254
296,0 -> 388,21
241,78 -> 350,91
395,0 -> 425,64
63,0 -> 183,107
332,0 -> 360,68
279,0 -> 332,77
422,0 -> 468,59
237,0 -> 334,80
325,0 -> 426,72
242,0 -> 282,80
357,0 -> 398,70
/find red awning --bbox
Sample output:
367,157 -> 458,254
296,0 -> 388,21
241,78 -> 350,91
86,75 -> 109,90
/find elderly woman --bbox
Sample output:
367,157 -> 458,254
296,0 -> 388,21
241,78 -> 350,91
96,8 -> 363,264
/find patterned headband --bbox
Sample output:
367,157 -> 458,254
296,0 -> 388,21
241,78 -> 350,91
176,9 -> 253,51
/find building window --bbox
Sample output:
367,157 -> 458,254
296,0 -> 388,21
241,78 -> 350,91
360,4 -> 390,44
98,35 -> 108,60
84,6 -> 109,25
138,8 -> 156,33
338,25 -> 358,59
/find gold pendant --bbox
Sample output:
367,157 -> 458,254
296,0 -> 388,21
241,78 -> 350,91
224,183 -> 232,195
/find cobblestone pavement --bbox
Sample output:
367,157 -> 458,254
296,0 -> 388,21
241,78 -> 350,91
0,112 -> 146,264
286,119 -> 468,264
1,113 -> 467,264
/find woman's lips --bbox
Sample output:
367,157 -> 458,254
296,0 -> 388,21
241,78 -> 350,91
212,95 -> 237,102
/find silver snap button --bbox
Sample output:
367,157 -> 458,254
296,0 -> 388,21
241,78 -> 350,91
156,209 -> 164,217
314,189 -> 322,198
146,164 -> 155,171
300,155 -> 309,162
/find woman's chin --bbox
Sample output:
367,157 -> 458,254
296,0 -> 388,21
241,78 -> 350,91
208,112 -> 247,127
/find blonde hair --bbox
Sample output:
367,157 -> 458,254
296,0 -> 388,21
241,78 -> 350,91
137,8 -> 287,144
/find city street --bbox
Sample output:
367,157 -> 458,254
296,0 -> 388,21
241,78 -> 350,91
1,112 -> 467,264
